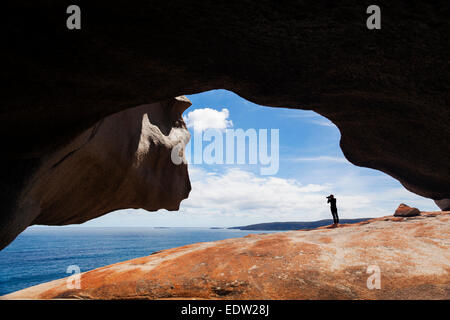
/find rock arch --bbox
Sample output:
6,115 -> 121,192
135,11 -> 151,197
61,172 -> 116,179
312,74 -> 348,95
1,1 -> 448,249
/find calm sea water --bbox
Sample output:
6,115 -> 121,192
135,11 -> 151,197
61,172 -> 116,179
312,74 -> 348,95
0,227 -> 274,295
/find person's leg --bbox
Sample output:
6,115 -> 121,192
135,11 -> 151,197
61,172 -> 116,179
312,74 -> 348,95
332,208 -> 339,224
331,209 -> 337,224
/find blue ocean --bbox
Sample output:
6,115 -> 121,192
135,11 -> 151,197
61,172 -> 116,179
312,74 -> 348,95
0,227 -> 273,295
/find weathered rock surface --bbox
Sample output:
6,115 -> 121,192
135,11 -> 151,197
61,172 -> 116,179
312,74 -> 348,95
394,204 -> 421,217
3,212 -> 449,300
0,97 -> 192,249
1,2 -> 449,248
435,199 -> 450,211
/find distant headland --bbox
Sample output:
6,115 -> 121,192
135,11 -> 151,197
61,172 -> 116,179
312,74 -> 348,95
229,218 -> 371,231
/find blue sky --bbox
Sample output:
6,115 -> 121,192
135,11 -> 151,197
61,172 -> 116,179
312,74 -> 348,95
82,89 -> 437,227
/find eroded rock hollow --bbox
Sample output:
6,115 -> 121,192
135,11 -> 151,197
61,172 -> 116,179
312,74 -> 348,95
1,2 -> 449,248
0,97 -> 191,249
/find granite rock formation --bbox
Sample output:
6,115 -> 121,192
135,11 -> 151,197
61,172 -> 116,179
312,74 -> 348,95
3,211 -> 449,300
0,97 -> 192,249
1,2 -> 449,248
394,204 -> 421,217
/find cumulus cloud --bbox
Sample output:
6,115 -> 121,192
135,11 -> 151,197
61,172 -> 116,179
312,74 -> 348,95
178,167 -> 375,222
86,166 -> 437,227
183,108 -> 233,132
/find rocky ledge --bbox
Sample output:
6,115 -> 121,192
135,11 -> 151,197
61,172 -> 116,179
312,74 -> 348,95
2,211 -> 449,300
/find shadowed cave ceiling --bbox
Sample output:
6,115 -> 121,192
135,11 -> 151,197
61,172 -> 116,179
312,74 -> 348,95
0,1 -> 448,249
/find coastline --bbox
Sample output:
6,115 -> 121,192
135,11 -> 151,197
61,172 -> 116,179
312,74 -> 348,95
4,211 -> 449,300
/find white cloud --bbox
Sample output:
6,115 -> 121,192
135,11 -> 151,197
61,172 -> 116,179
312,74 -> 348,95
280,110 -> 335,127
290,156 -> 348,163
183,108 -> 233,132
309,119 -> 335,127
178,167 -> 374,222
85,168 -> 437,228
280,110 -> 318,119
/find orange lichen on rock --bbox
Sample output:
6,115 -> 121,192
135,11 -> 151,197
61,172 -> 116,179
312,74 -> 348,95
2,211 -> 449,300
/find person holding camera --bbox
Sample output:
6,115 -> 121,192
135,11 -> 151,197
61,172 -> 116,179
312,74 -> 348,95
326,194 -> 339,226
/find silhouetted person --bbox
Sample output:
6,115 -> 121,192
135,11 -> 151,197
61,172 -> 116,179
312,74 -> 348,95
326,194 -> 339,226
